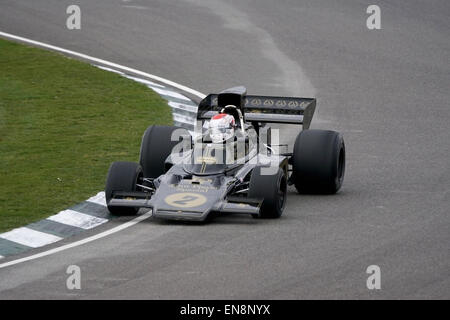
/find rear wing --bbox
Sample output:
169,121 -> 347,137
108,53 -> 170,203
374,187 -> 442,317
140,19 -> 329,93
197,91 -> 316,129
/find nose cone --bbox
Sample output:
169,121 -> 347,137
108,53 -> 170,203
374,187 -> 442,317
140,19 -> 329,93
149,176 -> 226,221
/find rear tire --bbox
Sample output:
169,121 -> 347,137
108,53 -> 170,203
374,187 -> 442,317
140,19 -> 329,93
139,125 -> 188,178
291,129 -> 345,194
248,167 -> 287,219
105,161 -> 142,215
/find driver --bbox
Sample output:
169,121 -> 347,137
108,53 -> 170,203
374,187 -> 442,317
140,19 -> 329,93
208,113 -> 236,143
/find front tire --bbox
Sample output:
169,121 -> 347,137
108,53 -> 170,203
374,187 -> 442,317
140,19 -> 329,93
105,161 -> 142,215
139,125 -> 188,178
291,129 -> 345,194
248,167 -> 287,218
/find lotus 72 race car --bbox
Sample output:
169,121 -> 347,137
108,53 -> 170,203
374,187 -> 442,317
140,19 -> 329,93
105,86 -> 345,221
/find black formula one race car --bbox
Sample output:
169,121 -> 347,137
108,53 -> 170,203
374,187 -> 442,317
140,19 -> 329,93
105,86 -> 345,221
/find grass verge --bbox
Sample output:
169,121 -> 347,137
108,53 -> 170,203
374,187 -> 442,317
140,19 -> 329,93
0,38 -> 173,233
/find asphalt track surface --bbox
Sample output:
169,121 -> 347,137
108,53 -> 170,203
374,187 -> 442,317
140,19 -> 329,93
0,0 -> 449,299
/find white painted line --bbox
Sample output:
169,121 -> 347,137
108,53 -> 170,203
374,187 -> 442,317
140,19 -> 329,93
0,228 -> 62,248
122,75 -> 166,88
47,210 -> 108,230
86,192 -> 107,207
0,31 -> 205,99
0,211 -> 152,269
151,86 -> 192,101
122,5 -> 149,10
95,65 -> 124,75
168,101 -> 198,114
173,113 -> 197,125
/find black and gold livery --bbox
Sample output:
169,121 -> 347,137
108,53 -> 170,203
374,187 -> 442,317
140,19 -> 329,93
105,87 -> 345,221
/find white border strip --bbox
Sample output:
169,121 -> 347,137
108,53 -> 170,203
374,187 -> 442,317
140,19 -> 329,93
168,101 -> 198,114
173,113 -> 197,124
47,210 -> 108,230
95,65 -> 124,75
0,228 -> 62,248
0,211 -> 152,269
0,31 -> 205,99
150,87 -> 192,101
122,74 -> 166,88
86,191 -> 107,207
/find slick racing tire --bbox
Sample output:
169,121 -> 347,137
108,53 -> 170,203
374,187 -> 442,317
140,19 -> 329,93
139,125 -> 188,178
291,129 -> 345,194
105,161 -> 143,215
248,166 -> 287,219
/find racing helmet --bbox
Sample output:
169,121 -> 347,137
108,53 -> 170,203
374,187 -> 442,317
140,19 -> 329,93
209,113 -> 235,143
